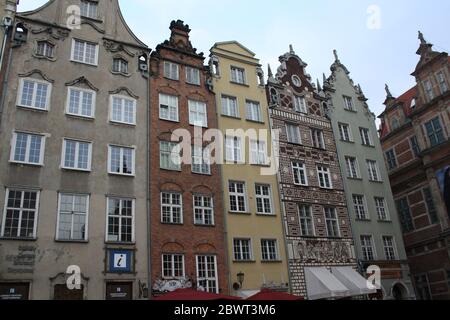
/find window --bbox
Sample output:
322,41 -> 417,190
161,192 -> 183,224
255,184 -> 273,215
298,205 -> 314,236
360,235 -> 375,261
294,96 -> 308,114
71,39 -> 98,65
10,132 -> 45,165
261,239 -> 279,261
375,197 -> 389,221
36,41 -> 54,58
410,136 -> 421,157
159,93 -> 179,122
338,123 -> 352,142
225,136 -> 243,163
160,141 -> 181,171
385,150 -> 397,170
292,162 -> 308,186
188,100 -> 207,127
229,181 -> 247,213
367,160 -> 381,182
1,189 -> 39,239
325,207 -> 340,238
233,239 -> 252,261
192,145 -> 211,175
230,66 -> 245,84
415,275 -> 432,300
353,195 -> 368,220
194,195 -> 214,226
311,129 -> 325,149
110,95 -> 136,125
62,139 -> 92,171
66,87 -> 95,118
18,78 -> 51,110
112,58 -> 128,74
383,236 -> 397,260
423,79 -> 434,101
286,123 -> 302,144
317,165 -> 332,189
345,156 -> 360,179
80,0 -> 98,19
108,145 -> 135,176
360,128 -> 372,146
106,198 -> 134,243
186,67 -> 200,85
164,61 -> 179,80
436,71 -> 448,94
246,100 -> 262,122
221,95 -> 239,118
196,255 -> 218,293
162,254 -> 184,279
396,198 -> 414,233
343,96 -> 354,111
56,194 -> 89,241
250,140 -> 267,165
425,117 -> 445,147
423,188 -> 438,224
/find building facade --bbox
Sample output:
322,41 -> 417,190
379,33 -> 450,300
149,21 -> 228,296
325,51 -> 414,300
0,0 -> 150,300
209,41 -> 289,297
266,47 -> 363,300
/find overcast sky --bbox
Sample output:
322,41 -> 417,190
18,0 -> 450,120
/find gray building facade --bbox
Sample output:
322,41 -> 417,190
0,0 -> 150,300
324,51 -> 415,299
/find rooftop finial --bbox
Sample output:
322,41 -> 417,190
385,84 -> 393,98
268,64 -> 273,78
289,44 -> 295,54
333,49 -> 339,62
316,78 -> 322,91
418,30 -> 426,45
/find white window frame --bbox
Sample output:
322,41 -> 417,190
191,145 -> 211,175
10,131 -> 46,166
294,95 -> 308,114
367,160 -> 381,182
423,79 -> 434,101
360,127 -> 373,146
298,204 -> 315,236
162,254 -> 185,279
345,156 -> 360,179
36,41 -> 55,58
324,207 -> 340,238
65,86 -> 96,118
255,184 -> 273,215
317,165 -> 333,189
353,194 -> 369,220
246,100 -> 262,122
161,192 -> 183,224
250,140 -> 267,165
159,93 -> 179,122
193,195 -> 214,226
436,71 -> 448,94
109,94 -> 137,125
160,141 -> 181,171
228,181 -> 248,213
360,235 -> 376,261
105,197 -> 135,243
375,197 -> 390,221
261,239 -> 279,261
339,123 -> 353,142
61,138 -> 92,172
55,193 -> 90,241
71,39 -> 99,66
80,0 -> 98,19
230,66 -> 246,84
382,235 -> 397,261
286,123 -> 302,144
164,61 -> 179,80
292,161 -> 308,186
188,99 -> 208,127
311,128 -> 325,149
233,238 -> 253,261
17,77 -> 52,111
221,95 -> 239,118
112,58 -> 129,74
343,95 -> 354,111
196,255 -> 219,293
186,66 -> 201,85
1,189 -> 40,239
108,145 -> 136,176
225,136 -> 243,163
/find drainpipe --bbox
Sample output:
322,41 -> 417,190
0,25 -> 12,129
145,64 -> 152,300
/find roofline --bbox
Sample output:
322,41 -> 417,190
18,0 -> 55,15
211,41 -> 256,57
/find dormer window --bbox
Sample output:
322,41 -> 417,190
423,79 -> 434,102
81,1 -> 98,19
113,58 -> 128,74
36,41 -> 54,59
343,96 -> 354,111
230,66 -> 245,84
391,117 -> 400,130
164,61 -> 179,80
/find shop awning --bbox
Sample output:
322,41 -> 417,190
331,267 -> 377,296
304,267 -> 350,300
247,289 -> 304,300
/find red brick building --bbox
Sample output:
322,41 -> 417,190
379,32 -> 450,300
149,20 -> 228,296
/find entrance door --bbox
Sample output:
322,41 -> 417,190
0,283 -> 30,300
53,284 -> 84,300
106,282 -> 133,300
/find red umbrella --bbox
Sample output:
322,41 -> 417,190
247,289 -> 304,301
154,288 -> 241,301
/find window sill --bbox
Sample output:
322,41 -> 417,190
344,109 -> 357,113
81,15 -> 104,24
362,144 -> 375,148
221,114 -> 241,120
61,167 -> 92,173
246,119 -> 265,125
250,163 -> 271,168
110,120 -> 136,127
194,224 -> 216,228
108,173 -> 136,178
189,123 -> 209,129
105,241 -> 136,246
70,59 -> 98,68
229,211 -> 251,216
55,240 -> 89,244
377,220 -> 392,224
230,81 -> 249,87
17,105 -> 48,113
369,180 -> 383,184
111,70 -> 131,78
32,54 -> 57,62
347,177 -> 363,181
9,161 -> 43,167
340,139 -> 355,144
163,76 -> 180,82
355,218 -> 371,222
0,237 -> 37,241
66,113 -> 95,121
261,260 -> 283,264
286,141 -> 303,146
186,82 -> 201,87
233,260 -> 256,263
160,168 -> 182,173
256,213 -> 277,217
191,171 -> 212,176
160,222 -> 184,226
159,117 -> 180,124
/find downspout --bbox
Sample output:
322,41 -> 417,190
0,25 -> 12,129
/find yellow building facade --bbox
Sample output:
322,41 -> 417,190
210,42 -> 289,297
